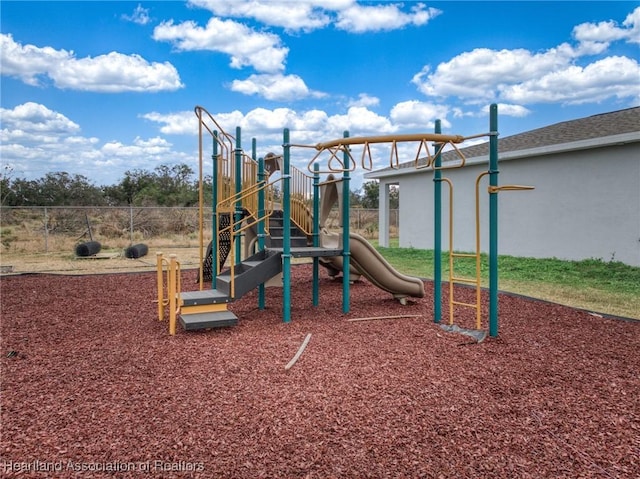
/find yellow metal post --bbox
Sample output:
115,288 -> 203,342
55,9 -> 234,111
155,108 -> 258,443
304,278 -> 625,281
156,252 -> 165,322
168,254 -> 178,336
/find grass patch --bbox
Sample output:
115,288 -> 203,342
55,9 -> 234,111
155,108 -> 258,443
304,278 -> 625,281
374,245 -> 640,320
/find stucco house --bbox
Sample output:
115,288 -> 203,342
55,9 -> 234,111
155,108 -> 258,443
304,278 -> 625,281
364,107 -> 640,267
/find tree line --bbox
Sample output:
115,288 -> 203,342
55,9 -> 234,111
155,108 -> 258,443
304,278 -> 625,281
0,164 -> 398,209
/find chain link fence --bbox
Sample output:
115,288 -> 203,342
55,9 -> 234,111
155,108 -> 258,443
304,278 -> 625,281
0,206 -> 398,254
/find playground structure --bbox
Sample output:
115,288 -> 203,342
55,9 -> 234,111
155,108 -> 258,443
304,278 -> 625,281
157,103 -> 532,337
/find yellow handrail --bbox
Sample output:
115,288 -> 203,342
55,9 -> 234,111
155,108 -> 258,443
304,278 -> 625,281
156,252 -> 181,335
156,252 -> 168,322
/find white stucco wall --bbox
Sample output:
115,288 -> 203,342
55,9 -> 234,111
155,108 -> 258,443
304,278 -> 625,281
378,142 -> 640,266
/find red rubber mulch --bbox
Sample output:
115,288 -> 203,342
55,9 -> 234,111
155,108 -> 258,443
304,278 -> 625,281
1,265 -> 638,478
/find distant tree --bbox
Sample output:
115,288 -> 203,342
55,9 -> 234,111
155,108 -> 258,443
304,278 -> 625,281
104,164 -> 199,207
5,178 -> 39,206
103,169 -> 154,206
202,174 -> 213,206
349,188 -> 362,207
361,181 -> 379,209
39,172 -> 107,206
360,181 -> 398,209
4,172 -> 106,206
0,165 -> 15,206
148,164 -> 198,206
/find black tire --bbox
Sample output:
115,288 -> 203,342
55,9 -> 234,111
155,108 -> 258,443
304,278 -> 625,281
124,243 -> 149,259
75,241 -> 102,257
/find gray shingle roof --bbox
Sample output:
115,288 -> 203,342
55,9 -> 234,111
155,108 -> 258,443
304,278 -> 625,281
386,106 -> 640,171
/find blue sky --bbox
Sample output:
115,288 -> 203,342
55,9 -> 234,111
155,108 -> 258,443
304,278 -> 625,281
1,1 -> 639,190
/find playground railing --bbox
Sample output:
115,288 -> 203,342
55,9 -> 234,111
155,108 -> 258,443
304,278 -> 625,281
289,165 -> 314,235
156,252 -> 181,335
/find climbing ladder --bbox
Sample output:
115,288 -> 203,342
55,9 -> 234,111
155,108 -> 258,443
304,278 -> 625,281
440,177 -> 483,330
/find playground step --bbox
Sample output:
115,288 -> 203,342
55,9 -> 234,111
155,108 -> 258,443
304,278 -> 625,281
267,212 -> 312,248
180,289 -> 230,306
217,249 -> 283,299
179,310 -> 238,330
265,235 -> 309,248
269,246 -> 343,258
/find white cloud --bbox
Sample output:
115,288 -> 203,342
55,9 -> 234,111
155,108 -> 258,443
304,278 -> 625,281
230,74 -> 325,101
145,103 -> 455,147
623,7 -> 640,43
0,102 -> 81,135
168,2 -> 441,100
390,101 -> 451,129
0,34 -> 183,92
411,7 -> 640,109
323,107 -> 396,138
412,46 -> 575,101
52,52 -> 184,92
102,136 -> 174,157
188,0 -> 439,33
573,6 -> 640,46
348,93 -> 380,108
121,4 -> 151,25
0,34 -> 70,87
501,56 -> 640,105
142,111 -> 196,135
188,0 -> 334,32
335,2 -> 441,33
0,103 -> 189,184
153,18 -> 288,73
482,104 -> 531,118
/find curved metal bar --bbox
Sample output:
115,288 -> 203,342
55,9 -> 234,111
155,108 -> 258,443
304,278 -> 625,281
315,132 -> 465,150
432,142 -> 467,170
361,142 -> 373,171
194,105 -> 235,144
390,140 -> 400,169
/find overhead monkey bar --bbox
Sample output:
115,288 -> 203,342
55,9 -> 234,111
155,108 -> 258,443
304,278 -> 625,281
315,132 -> 465,149
308,132 -> 472,174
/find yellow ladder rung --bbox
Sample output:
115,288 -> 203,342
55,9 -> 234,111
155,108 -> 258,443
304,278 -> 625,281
452,276 -> 479,284
451,252 -> 477,258
452,300 -> 480,309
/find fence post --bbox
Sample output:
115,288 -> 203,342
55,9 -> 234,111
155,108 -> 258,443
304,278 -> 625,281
44,207 -> 49,253
129,205 -> 134,244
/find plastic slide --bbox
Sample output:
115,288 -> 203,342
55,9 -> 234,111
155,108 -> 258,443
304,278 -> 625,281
320,231 -> 425,301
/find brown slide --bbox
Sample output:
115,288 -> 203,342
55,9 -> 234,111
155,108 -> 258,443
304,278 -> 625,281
320,230 -> 425,303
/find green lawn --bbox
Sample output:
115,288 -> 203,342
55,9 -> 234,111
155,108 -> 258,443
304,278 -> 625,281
373,241 -> 640,320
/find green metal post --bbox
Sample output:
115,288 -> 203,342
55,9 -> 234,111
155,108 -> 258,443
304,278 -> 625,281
234,127 -> 243,265
342,131 -> 351,314
433,120 -> 442,323
489,104 -> 499,337
257,156 -> 266,310
312,163 -> 320,306
211,131 -> 219,288
282,129 -> 292,323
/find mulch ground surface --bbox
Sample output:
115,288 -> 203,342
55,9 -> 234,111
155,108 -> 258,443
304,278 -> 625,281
1,265 -> 638,478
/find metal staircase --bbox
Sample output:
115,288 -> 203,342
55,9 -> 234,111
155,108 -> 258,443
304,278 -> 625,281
166,209 -> 315,332
178,249 -> 283,331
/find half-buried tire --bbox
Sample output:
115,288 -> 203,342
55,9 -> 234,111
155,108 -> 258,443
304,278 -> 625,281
75,241 -> 102,257
124,243 -> 149,259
